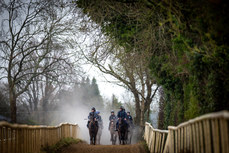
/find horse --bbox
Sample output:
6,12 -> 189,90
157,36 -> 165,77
118,118 -> 128,145
126,121 -> 134,144
88,117 -> 98,145
96,122 -> 103,145
109,120 -> 118,145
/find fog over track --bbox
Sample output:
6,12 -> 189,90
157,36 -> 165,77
57,102 -> 141,145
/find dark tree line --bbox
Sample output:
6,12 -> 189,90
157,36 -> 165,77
0,77 -> 105,125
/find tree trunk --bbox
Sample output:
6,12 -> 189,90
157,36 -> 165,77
133,92 -> 141,125
144,98 -> 152,122
147,105 -> 150,122
42,98 -> 48,124
9,90 -> 17,123
34,96 -> 38,111
140,100 -> 145,126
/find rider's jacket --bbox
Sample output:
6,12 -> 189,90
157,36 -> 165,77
117,110 -> 127,120
88,112 -> 98,121
96,115 -> 104,129
127,115 -> 133,123
96,115 -> 102,122
109,114 -> 117,121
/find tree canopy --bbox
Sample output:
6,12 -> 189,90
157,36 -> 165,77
76,0 -> 229,127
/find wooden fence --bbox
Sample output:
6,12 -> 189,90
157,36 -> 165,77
144,122 -> 168,153
0,121 -> 79,153
144,110 -> 229,153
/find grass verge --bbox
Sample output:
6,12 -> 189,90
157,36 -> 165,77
139,140 -> 150,153
41,137 -> 82,153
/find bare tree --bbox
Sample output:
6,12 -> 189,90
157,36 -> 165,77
0,0 -> 80,122
76,0 -> 171,126
83,36 -> 159,126
21,41 -> 77,124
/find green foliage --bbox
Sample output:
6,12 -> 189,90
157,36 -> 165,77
77,0 -> 229,128
106,94 -> 122,113
139,141 -> 151,153
41,137 -> 82,153
91,77 -> 100,96
73,77 -> 104,110
111,94 -> 122,108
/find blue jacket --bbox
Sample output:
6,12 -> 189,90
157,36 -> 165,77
117,110 -> 127,119
88,112 -> 98,120
127,115 -> 133,123
96,115 -> 103,129
96,115 -> 102,122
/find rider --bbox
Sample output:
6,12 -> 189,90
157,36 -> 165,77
87,107 -> 98,128
126,111 -> 133,127
109,110 -> 117,121
116,106 -> 127,131
96,110 -> 104,129
108,110 -> 117,130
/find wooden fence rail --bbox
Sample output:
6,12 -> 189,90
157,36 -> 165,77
144,122 -> 168,153
144,110 -> 229,153
0,121 -> 79,153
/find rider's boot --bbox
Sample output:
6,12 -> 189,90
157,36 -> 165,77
115,125 -> 118,131
115,122 -> 119,131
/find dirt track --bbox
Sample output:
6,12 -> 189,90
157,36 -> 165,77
61,142 -> 149,153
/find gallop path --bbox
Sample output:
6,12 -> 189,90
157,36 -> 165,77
61,142 -> 149,153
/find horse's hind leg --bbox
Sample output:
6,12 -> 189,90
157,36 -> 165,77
110,133 -> 113,141
97,137 -> 99,145
114,134 -> 117,145
89,132 -> 92,145
94,135 -> 96,145
129,135 -> 132,144
90,137 -> 92,145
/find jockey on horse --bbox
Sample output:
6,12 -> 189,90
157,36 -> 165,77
126,111 -> 134,144
116,106 -> 128,144
109,110 -> 117,130
87,107 -> 98,128
87,107 -> 99,145
116,106 -> 128,130
126,111 -> 133,127
109,110 -> 118,144
96,110 -> 103,129
96,110 -> 103,144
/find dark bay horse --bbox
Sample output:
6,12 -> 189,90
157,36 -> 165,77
88,118 -> 98,145
127,121 -> 134,144
109,120 -> 118,145
118,118 -> 128,145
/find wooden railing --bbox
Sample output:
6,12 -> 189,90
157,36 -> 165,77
144,110 -> 229,153
0,121 -> 79,153
144,122 -> 168,153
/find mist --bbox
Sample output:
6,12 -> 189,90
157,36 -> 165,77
55,100 -> 141,144
49,81 -> 142,145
